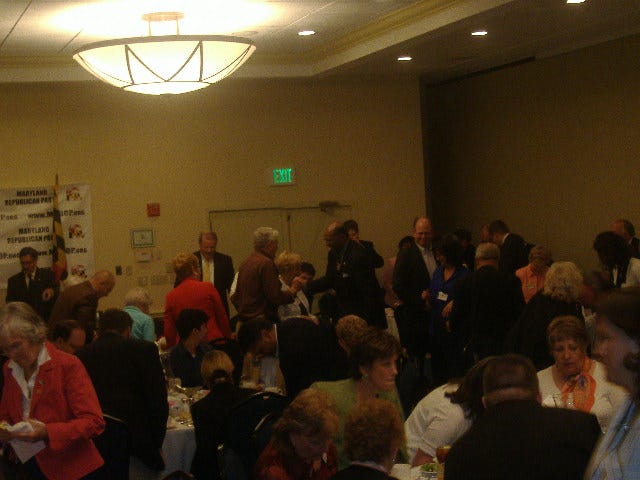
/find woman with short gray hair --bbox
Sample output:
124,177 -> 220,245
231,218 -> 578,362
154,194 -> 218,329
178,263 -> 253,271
0,302 -> 105,480
123,287 -> 156,342
508,261 -> 585,370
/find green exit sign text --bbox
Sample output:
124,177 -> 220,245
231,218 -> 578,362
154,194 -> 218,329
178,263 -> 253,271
272,167 -> 296,186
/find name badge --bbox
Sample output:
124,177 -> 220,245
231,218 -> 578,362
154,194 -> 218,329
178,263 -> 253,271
437,291 -> 448,302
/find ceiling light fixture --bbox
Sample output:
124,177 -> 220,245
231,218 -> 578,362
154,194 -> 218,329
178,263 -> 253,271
471,30 -> 488,36
397,56 -> 412,61
566,0 -> 586,4
73,11 -> 256,95
298,30 -> 316,36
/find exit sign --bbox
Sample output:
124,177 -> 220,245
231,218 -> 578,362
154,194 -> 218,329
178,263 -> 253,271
272,167 -> 296,186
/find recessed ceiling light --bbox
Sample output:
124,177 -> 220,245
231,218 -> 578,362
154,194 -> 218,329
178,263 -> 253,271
397,56 -> 412,62
566,0 -> 586,4
298,30 -> 315,36
471,30 -> 488,36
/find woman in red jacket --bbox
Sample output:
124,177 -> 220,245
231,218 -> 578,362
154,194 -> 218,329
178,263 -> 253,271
0,302 -> 105,480
163,253 -> 232,348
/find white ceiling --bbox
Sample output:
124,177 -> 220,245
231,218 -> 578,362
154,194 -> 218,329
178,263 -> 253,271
1,0 -> 640,84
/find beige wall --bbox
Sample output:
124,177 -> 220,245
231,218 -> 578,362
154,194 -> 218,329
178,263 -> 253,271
0,77 -> 425,310
426,34 -> 640,273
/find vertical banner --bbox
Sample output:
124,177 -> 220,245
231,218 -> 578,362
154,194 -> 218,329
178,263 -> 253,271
0,183 -> 94,289
52,175 -> 68,282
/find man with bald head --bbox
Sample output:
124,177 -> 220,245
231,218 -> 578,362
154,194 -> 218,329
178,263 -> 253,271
309,222 -> 385,327
392,216 -> 436,367
49,269 -> 116,342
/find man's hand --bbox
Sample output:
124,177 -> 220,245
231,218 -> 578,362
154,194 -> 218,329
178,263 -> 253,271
289,275 -> 307,294
42,288 -> 54,302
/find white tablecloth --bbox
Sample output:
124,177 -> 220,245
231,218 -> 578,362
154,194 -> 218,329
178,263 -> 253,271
129,422 -> 196,479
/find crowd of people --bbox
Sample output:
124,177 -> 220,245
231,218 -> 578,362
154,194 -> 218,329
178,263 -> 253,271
0,215 -> 639,479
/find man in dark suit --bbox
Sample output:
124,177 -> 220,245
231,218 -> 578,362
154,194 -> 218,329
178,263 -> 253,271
5,246 -> 58,321
392,216 -> 436,365
451,242 -> 524,365
612,218 -> 640,258
310,222 -> 385,327
446,354 -> 601,480
237,316 -> 347,399
194,231 -> 235,317
78,308 -> 169,472
344,219 -> 384,268
488,219 -> 530,274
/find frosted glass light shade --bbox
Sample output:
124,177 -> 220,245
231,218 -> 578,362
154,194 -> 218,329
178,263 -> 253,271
73,35 -> 256,94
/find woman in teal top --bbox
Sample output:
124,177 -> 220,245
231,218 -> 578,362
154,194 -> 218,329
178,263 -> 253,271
312,327 -> 405,468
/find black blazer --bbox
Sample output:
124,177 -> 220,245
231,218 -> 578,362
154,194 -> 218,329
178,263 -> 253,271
508,292 -> 584,370
190,382 -> 253,480
277,317 -> 348,399
5,267 -> 58,321
310,240 -> 385,327
392,242 -> 430,307
78,333 -> 169,470
452,265 -> 525,359
499,233 -> 530,274
360,239 -> 384,269
446,400 -> 601,480
631,237 -> 640,258
194,250 -> 235,317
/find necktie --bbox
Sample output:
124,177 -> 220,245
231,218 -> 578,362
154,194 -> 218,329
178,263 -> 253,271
202,260 -> 212,284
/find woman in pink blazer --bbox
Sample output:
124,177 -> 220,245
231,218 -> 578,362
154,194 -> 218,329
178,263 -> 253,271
0,302 -> 105,480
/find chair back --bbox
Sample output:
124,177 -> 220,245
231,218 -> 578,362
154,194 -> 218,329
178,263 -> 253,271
93,414 -> 131,480
252,411 -> 280,455
160,471 -> 195,480
225,391 -> 289,477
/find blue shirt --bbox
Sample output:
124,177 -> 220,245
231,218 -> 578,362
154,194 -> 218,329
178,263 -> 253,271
123,305 -> 156,342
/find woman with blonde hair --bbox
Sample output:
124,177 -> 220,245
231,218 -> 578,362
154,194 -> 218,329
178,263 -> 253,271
254,389 -> 339,480
163,252 -> 231,349
508,261 -> 584,369
190,350 -> 254,480
276,251 -> 313,322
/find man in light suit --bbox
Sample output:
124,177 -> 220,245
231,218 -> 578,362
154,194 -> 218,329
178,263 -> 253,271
6,246 -> 58,322
194,231 -> 235,317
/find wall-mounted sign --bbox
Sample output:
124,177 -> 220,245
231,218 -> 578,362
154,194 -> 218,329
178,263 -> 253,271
272,167 -> 295,186
131,228 -> 154,248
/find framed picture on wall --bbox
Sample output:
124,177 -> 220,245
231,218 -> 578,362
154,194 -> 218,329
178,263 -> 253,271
131,228 -> 154,248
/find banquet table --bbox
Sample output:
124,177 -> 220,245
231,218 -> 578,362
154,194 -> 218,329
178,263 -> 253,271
129,421 -> 196,479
